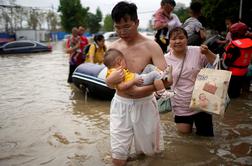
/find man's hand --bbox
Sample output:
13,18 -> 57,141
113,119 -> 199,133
105,66 -> 125,88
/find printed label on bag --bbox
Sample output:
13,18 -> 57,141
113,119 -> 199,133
203,82 -> 217,94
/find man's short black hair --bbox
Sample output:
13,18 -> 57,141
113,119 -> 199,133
111,1 -> 138,23
161,0 -> 176,7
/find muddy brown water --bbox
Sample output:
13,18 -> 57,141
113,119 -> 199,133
0,41 -> 252,166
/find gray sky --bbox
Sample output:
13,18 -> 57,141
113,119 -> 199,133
15,0 -> 191,28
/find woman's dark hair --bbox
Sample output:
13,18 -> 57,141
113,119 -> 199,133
111,1 -> 138,23
169,27 -> 188,39
94,34 -> 104,43
93,34 -> 106,51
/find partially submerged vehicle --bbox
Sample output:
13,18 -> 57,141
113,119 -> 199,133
0,40 -> 52,54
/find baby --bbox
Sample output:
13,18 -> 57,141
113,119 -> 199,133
70,27 -> 81,51
104,48 -> 175,99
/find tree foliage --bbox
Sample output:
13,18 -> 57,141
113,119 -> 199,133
174,7 -> 189,23
86,8 -> 103,34
193,0 -> 251,31
103,14 -> 113,32
58,0 -> 103,33
58,0 -> 89,33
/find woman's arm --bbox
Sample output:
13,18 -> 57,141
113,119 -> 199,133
66,42 -> 80,54
88,44 -> 96,63
200,44 -> 216,64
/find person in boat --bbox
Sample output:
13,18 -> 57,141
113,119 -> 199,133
85,34 -> 106,64
104,48 -> 174,99
105,1 -> 171,165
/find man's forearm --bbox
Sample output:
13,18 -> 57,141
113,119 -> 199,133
124,84 -> 155,98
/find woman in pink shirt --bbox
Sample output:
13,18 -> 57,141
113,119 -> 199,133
165,27 -> 216,136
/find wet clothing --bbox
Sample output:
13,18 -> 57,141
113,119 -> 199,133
110,94 -> 164,160
175,112 -> 214,136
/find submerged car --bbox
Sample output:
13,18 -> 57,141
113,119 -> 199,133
0,40 -> 52,54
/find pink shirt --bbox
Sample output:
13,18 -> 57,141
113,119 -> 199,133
165,46 -> 208,116
153,8 -> 169,28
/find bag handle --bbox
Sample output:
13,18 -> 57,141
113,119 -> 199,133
206,54 -> 221,70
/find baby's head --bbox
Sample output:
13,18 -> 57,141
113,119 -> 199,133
71,27 -> 79,37
104,48 -> 126,69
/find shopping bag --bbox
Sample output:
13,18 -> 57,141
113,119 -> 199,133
157,98 -> 172,113
189,67 -> 232,115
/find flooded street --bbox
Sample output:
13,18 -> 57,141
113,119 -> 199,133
0,41 -> 252,166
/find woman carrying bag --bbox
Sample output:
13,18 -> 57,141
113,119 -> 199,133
164,27 -> 216,136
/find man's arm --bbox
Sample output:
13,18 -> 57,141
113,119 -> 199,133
105,66 -> 125,89
150,41 -> 172,87
199,29 -> 206,42
65,40 -> 80,54
124,41 -> 171,97
117,77 -> 143,91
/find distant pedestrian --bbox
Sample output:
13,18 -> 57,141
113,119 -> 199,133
85,34 -> 106,64
222,22 -> 252,98
66,26 -> 88,83
153,0 -> 181,53
182,1 -> 206,46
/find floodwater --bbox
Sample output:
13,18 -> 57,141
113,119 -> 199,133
0,41 -> 252,166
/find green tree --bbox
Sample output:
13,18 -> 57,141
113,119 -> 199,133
58,0 -> 89,33
197,0 -> 251,31
174,7 -> 189,23
200,0 -> 239,31
103,14 -> 113,31
86,8 -> 103,34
